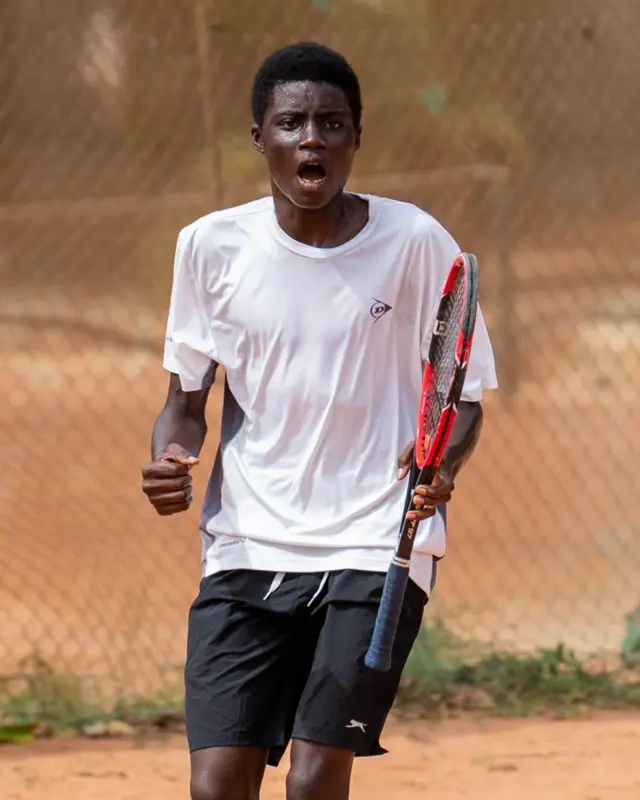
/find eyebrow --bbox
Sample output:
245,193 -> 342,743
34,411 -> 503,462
272,106 -> 350,117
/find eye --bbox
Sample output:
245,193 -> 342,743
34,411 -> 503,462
325,119 -> 343,130
279,117 -> 299,131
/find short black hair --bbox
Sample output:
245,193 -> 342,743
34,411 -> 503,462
251,41 -> 362,128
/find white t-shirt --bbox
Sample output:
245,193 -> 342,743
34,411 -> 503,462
163,194 -> 498,594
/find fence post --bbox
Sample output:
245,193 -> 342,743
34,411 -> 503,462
493,172 -> 517,397
193,0 -> 224,209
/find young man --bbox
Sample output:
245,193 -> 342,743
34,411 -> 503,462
142,42 -> 497,800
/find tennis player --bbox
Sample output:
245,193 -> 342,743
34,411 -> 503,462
142,41 -> 497,800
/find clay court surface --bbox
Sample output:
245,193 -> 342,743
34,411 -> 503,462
2,713 -> 640,799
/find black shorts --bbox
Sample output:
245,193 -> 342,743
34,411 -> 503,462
185,568 -> 429,766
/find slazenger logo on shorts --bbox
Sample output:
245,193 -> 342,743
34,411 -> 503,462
345,719 -> 367,732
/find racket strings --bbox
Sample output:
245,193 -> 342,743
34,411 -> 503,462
424,270 -> 466,436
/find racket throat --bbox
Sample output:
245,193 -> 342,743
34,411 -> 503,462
397,517 -> 419,561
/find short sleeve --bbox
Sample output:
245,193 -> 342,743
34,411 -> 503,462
458,307 -> 498,401
162,229 -> 218,391
418,220 -> 498,402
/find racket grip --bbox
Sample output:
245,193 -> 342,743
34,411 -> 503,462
365,558 -> 410,672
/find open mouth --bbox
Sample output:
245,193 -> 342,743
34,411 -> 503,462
297,163 -> 327,186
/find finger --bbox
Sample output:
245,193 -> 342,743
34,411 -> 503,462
148,490 -> 191,507
162,443 -> 200,467
417,480 -> 454,499
142,461 -> 190,480
420,491 -> 453,506
396,440 -> 415,480
411,495 -> 436,510
413,497 -> 451,512
155,501 -> 191,516
142,476 -> 191,495
414,484 -> 453,500
164,454 -> 200,467
415,495 -> 452,510
406,507 -> 436,521
397,440 -> 415,467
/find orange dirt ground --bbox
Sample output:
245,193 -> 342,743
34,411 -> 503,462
2,713 -> 640,800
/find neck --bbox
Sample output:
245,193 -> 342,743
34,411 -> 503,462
272,187 -> 349,248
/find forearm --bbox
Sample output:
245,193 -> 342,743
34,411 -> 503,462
151,405 -> 208,460
151,374 -> 211,460
440,400 -> 484,478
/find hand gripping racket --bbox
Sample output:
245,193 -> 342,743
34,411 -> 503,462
365,252 -> 480,672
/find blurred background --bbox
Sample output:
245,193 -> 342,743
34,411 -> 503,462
1,0 -> 639,706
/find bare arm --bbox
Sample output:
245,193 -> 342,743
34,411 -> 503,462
151,372 -> 213,460
398,400 -> 485,520
142,371 -> 216,516
439,400 -> 484,479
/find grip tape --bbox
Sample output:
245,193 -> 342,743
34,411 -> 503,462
364,558 -> 410,672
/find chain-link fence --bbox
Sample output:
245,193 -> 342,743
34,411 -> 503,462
2,1 -> 639,702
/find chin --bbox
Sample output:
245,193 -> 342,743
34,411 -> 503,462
290,186 -> 343,211
272,178 -> 345,211
291,195 -> 333,210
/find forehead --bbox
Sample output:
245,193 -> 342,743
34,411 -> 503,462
267,80 -> 351,115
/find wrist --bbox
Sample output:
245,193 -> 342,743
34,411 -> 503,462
438,462 -> 455,482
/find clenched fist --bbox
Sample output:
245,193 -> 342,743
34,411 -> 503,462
141,443 -> 199,516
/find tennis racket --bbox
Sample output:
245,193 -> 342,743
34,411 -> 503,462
365,252 -> 480,672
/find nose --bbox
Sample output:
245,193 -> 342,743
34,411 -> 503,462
299,119 -> 325,150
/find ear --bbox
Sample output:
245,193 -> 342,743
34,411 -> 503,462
354,126 -> 362,151
251,124 -> 265,155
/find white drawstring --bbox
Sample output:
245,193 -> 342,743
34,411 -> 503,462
262,571 -> 330,608
263,572 -> 285,600
308,571 -> 329,610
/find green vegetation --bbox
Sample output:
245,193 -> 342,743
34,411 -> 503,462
399,622 -> 640,717
0,654 -> 100,732
621,603 -> 640,668
0,653 -> 184,744
2,622 -> 639,744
